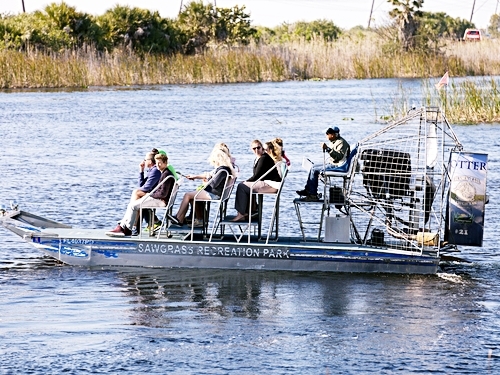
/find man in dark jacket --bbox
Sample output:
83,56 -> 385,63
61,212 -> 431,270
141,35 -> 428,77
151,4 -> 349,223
296,127 -> 350,200
106,153 -> 174,237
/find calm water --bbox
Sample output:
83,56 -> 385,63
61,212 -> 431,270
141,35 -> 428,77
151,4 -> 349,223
0,79 -> 499,374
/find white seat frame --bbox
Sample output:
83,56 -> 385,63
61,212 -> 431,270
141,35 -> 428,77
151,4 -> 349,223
227,162 -> 288,244
187,168 -> 235,241
138,175 -> 181,239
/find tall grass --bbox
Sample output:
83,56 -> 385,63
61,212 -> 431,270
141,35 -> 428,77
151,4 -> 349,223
388,78 -> 500,124
1,32 -> 500,91
0,47 -> 289,88
443,79 -> 500,123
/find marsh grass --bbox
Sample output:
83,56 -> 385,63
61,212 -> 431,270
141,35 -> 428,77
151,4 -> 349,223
0,47 -> 290,88
1,34 -> 500,106
444,78 -> 500,123
389,78 -> 500,124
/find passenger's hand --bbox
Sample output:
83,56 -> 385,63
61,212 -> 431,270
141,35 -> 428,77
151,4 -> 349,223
322,142 -> 328,151
139,161 -> 145,171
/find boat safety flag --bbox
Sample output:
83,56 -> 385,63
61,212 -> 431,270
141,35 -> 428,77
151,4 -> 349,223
435,71 -> 449,90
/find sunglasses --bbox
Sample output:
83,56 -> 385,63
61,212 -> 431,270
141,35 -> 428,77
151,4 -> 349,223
252,146 -> 262,150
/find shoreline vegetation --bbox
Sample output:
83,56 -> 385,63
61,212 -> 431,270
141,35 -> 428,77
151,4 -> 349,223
3,37 -> 500,86
1,2 -> 500,123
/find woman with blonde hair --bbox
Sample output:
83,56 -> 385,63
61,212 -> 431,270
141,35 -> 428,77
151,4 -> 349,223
215,142 -> 239,174
169,144 -> 235,226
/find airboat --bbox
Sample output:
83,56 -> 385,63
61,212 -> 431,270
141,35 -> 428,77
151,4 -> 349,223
0,107 -> 488,274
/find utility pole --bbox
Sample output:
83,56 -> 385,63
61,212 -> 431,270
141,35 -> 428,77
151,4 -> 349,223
470,0 -> 476,23
21,0 -> 25,13
179,0 -> 183,14
496,0 -> 499,14
368,0 -> 375,28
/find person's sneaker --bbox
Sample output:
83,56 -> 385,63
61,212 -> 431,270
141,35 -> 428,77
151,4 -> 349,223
167,214 -> 181,225
131,228 -> 140,236
122,226 -> 132,236
302,194 -> 322,202
105,225 -> 125,237
296,189 -> 309,196
144,222 -> 161,233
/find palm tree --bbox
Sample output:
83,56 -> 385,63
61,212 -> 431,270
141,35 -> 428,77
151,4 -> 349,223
388,0 -> 424,50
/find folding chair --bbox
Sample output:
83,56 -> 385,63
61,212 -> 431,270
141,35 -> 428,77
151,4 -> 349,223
227,162 -> 288,244
154,179 -> 182,238
138,175 -> 179,239
186,169 -> 235,241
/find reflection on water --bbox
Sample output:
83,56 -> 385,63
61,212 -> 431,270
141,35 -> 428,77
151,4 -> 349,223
0,80 -> 499,373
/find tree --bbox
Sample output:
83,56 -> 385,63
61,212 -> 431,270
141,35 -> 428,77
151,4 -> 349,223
0,2 -> 101,51
488,14 -> 500,38
176,0 -> 215,53
42,2 -> 104,49
96,5 -> 180,54
254,20 -> 342,44
176,1 -> 256,54
418,12 -> 475,45
214,6 -> 256,45
388,0 -> 424,50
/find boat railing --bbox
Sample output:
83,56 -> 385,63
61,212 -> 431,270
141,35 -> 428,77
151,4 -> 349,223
223,161 -> 288,244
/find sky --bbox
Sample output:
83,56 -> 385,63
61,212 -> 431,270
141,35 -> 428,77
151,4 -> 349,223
0,0 -> 498,30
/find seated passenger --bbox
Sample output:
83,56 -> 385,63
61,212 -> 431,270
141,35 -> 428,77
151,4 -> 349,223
264,140 -> 283,164
272,137 -> 291,167
116,148 -> 161,233
135,149 -> 162,200
169,144 -> 236,227
296,126 -> 350,200
106,153 -> 175,236
215,142 -> 239,175
231,140 -> 282,222
143,149 -> 179,232
155,148 -> 179,180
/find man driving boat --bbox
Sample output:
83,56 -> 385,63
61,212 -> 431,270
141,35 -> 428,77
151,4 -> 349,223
296,126 -> 350,201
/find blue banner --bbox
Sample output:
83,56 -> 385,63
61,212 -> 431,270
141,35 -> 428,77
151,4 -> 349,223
446,152 -> 488,247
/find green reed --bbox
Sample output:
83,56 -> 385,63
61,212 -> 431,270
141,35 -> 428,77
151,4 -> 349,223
1,34 -> 500,96
445,79 -> 500,123
389,78 -> 500,124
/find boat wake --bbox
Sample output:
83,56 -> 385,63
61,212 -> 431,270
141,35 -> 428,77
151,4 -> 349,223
437,272 -> 464,284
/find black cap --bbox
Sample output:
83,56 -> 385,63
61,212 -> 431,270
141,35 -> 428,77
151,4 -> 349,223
325,126 -> 340,135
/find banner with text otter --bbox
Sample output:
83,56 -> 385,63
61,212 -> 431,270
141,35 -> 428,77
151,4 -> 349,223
447,152 -> 488,246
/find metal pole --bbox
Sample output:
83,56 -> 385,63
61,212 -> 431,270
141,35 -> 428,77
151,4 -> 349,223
496,0 -> 499,14
470,0 -> 476,22
21,0 -> 26,13
368,0 -> 375,29
179,0 -> 183,14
